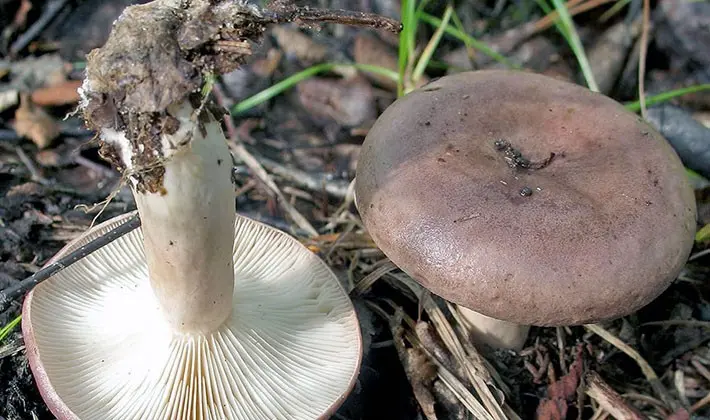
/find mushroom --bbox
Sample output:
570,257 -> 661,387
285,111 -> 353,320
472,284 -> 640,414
354,69 -> 697,350
21,1 -> 364,418
22,101 -> 362,419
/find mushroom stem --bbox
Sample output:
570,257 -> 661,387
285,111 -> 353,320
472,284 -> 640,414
457,306 -> 530,351
111,100 -> 235,334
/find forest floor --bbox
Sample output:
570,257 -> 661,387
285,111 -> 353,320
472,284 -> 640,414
1,0 -> 710,419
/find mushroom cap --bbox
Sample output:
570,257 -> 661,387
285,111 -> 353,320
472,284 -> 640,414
22,212 -> 362,420
355,70 -> 697,326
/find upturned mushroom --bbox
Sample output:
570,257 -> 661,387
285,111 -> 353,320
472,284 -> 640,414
355,69 -> 697,350
18,0 -> 405,418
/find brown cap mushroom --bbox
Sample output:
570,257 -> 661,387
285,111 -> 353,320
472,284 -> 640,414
355,70 -> 696,347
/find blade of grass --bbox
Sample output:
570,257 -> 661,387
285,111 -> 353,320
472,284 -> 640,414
599,0 -> 632,22
535,0 -> 616,33
419,13 -> 519,68
410,4 -> 453,86
638,0 -> 650,119
398,0 -> 419,97
534,0 -> 570,43
231,63 -> 399,114
624,84 -> 710,112
547,0 -> 600,91
0,314 -> 21,343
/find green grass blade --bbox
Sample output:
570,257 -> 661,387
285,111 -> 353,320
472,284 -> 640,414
231,63 -> 399,114
398,0 -> 419,96
411,5 -> 453,84
547,0 -> 600,92
350,63 -> 401,84
0,314 -> 21,343
419,13 -> 519,68
201,72 -> 217,98
599,0 -> 632,22
624,84 -> 710,112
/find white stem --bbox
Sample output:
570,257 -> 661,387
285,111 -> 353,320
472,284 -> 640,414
457,306 -> 530,351
116,101 -> 235,334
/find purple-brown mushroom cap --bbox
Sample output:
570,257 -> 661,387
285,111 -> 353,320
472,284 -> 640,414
355,70 -> 697,326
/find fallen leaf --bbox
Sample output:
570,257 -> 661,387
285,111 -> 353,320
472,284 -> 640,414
536,344 -> 584,420
12,93 -> 60,149
297,76 -> 376,127
353,32 -> 402,91
271,26 -> 327,64
31,79 -> 82,107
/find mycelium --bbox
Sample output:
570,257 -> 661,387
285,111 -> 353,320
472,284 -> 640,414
21,0 -> 400,418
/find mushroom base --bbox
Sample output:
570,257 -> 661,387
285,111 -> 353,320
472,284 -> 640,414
22,212 -> 362,420
457,306 -> 530,351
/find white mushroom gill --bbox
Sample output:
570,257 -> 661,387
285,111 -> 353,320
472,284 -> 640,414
24,213 -> 362,420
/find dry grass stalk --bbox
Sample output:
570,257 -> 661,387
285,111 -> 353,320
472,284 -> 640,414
349,259 -> 398,295
403,286 -> 512,418
584,323 -> 680,412
229,140 -> 318,237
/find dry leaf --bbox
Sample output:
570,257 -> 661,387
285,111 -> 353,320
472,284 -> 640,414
31,79 -> 82,107
271,26 -> 327,64
297,76 -> 376,127
251,48 -> 283,77
13,93 -> 60,149
536,345 -> 584,420
353,32 -> 401,91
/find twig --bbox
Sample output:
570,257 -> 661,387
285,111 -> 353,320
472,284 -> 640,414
533,0 -> 616,34
323,179 -> 357,231
557,326 -> 568,373
74,154 -> 117,179
585,371 -> 645,420
0,212 -> 141,313
376,308 -> 438,420
675,369 -> 690,407
623,392 -> 667,414
212,83 -> 318,237
584,323 -> 681,411
432,380 -> 467,419
423,300 -> 509,420
691,391 -> 710,413
230,142 -> 318,237
15,146 -> 48,185
659,331 -> 710,366
9,0 -> 68,55
377,303 -> 495,420
265,4 -> 402,33
257,155 -> 350,198
642,319 -> 710,328
690,356 -> 710,384
416,320 -> 467,384
638,0 -> 650,119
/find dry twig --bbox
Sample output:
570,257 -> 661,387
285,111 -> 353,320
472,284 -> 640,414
585,371 -> 645,420
584,323 -> 680,412
230,141 -> 318,237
